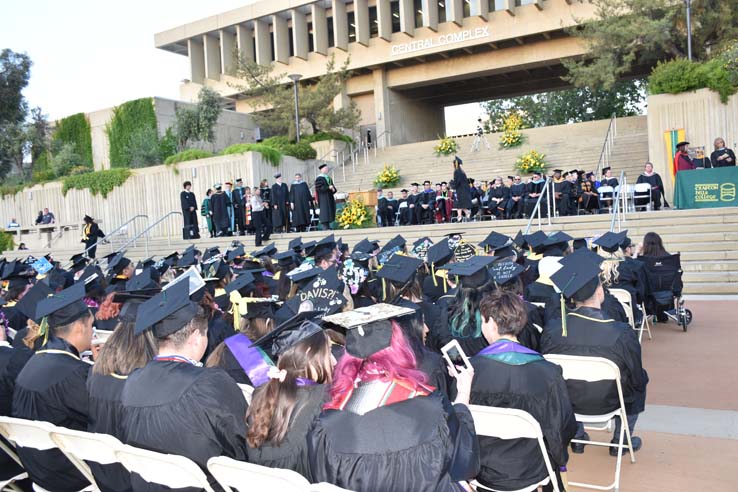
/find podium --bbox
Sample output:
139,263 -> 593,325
673,167 -> 738,209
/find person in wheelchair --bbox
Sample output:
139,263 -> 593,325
636,232 -> 687,325
541,259 -> 648,456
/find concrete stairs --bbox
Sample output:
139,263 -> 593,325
337,116 -> 650,194
10,206 -> 738,296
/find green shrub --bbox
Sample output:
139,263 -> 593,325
0,184 -> 26,198
220,143 -> 282,167
127,126 -> 162,168
53,113 -> 93,168
281,142 -> 317,160
0,230 -> 14,254
262,136 -> 292,148
302,131 -> 354,144
164,149 -> 214,165
649,58 -> 737,103
107,98 -> 160,167
158,127 -> 178,163
49,142 -> 83,177
31,169 -> 56,183
62,168 -> 132,198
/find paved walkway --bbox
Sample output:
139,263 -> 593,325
566,300 -> 738,491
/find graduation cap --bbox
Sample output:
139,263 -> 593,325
376,254 -> 423,286
202,247 -> 221,262
453,241 -> 477,262
425,238 -> 453,267
489,261 -> 524,287
126,268 -> 159,291
551,257 -> 602,302
225,271 -> 256,295
106,253 -> 131,276
314,235 -> 336,258
139,257 -> 156,270
572,238 -> 589,251
323,303 -> 415,359
553,169 -> 563,174
252,243 -> 277,258
380,235 -> 406,255
226,246 -> 246,263
478,231 -> 512,253
163,252 -> 180,266
525,231 -> 548,253
202,260 -> 231,282
602,166 -> 612,174
410,237 -> 433,261
288,237 -> 303,252
250,311 -> 324,358
453,156 -> 463,166
353,238 -> 377,255
513,231 -> 526,248
593,230 -> 628,254
239,299 -> 277,320
15,281 -> 53,323
446,255 -> 496,288
285,267 -> 347,316
303,241 -> 318,257
676,141 -> 689,148
36,282 -> 90,329
134,280 -> 200,337
542,231 -> 573,257
620,235 -> 632,250
101,252 -> 118,264
44,268 -> 74,291
69,253 -> 88,273
341,257 -> 370,295
559,247 -> 603,269
274,251 -> 299,268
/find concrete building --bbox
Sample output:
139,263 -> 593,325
154,0 -> 625,146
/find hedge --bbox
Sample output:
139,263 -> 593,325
53,113 -> 93,168
0,231 -> 14,254
302,131 -> 354,144
107,98 -> 162,167
649,58 -> 737,103
62,168 -> 132,198
164,149 -> 214,165
261,136 -> 317,160
220,144 -> 283,167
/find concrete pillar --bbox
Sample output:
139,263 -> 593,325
446,0 -> 463,26
236,24 -> 255,63
421,0 -> 439,31
311,4 -> 329,55
203,34 -> 222,80
291,9 -> 309,59
220,29 -> 236,75
373,68 -> 390,142
354,0 -> 370,46
188,38 -> 205,84
254,19 -> 272,65
376,0 -> 392,41
332,0 -> 349,50
470,0 -> 489,19
399,0 -> 414,36
272,15 -> 289,64
502,0 -> 515,15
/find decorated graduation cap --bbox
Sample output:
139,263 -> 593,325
126,267 -> 159,292
15,281 -> 53,323
478,231 -> 512,253
252,243 -> 277,258
341,257 -> 370,295
593,230 -> 629,254
324,303 -> 415,359
378,234 -> 406,260
446,255 -> 496,288
489,261 -> 525,287
314,235 -> 336,258
250,311 -> 324,358
542,231 -> 573,257
287,263 -> 322,287
36,281 -> 90,330
226,245 -> 246,263
410,237 -> 433,261
202,247 -> 221,262
285,267 -> 347,316
288,237 -> 303,252
202,259 -> 231,282
134,280 -> 200,338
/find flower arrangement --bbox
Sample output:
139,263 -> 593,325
434,136 -> 459,157
337,199 -> 372,229
498,111 -> 526,149
374,164 -> 401,188
515,150 -> 547,174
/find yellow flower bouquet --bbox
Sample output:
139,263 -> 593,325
337,199 -> 373,229
498,111 -> 526,149
374,164 -> 401,188
433,136 -> 459,157
515,150 -> 547,174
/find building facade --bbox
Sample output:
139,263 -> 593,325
155,0 -> 597,146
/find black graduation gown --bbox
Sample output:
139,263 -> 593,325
451,168 -> 472,209
210,191 -> 231,233
417,190 -> 436,223
308,391 -> 479,492
205,315 -> 230,361
552,179 -> 571,216
540,307 -> 648,415
487,186 -> 510,215
402,195 -> 418,225
289,181 -> 313,227
417,349 -> 450,398
470,351 -> 577,491
314,175 -> 336,224
710,148 -> 736,167
636,173 -> 666,209
524,180 -> 547,216
247,384 -> 327,480
519,301 -> 544,352
542,290 -> 628,326
120,360 -> 248,492
180,190 -> 200,239
0,343 -> 32,416
12,338 -> 91,492
271,182 -> 290,229
87,372 -> 132,492
601,177 -> 619,188
83,221 -> 105,254
507,183 -> 526,216
2,305 -> 28,334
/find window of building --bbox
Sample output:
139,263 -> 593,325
327,15 -> 335,47
463,0 -> 471,18
308,21 -> 315,52
348,11 -> 356,41
288,27 -> 295,57
391,1 -> 401,32
269,33 -> 275,61
414,0 -> 423,28
516,0 -> 535,5
369,6 -> 378,37
438,1 -> 447,23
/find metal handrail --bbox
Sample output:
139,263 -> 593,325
74,215 -> 149,263
595,114 -> 617,178
374,130 -> 391,157
524,177 -> 552,234
115,211 -> 183,258
610,170 -> 626,232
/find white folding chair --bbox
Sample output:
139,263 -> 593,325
115,444 -> 216,492
468,405 -> 559,492
597,186 -> 614,212
49,426 -> 125,477
632,183 -> 652,212
609,288 -> 651,342
237,383 -> 254,405
0,436 -> 28,492
0,417 -> 96,492
543,355 -> 635,492
207,456 -> 310,492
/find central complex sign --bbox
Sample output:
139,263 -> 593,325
390,26 -> 491,56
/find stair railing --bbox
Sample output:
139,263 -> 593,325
610,170 -> 626,232
68,215 -> 149,266
524,177 -> 552,234
115,212 -> 183,258
594,113 -> 617,178
374,131 -> 391,158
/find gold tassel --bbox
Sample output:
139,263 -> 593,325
432,263 -> 438,287
229,291 -> 245,331
560,294 -> 568,337
40,317 -> 49,346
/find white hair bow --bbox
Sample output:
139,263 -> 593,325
267,366 -> 287,382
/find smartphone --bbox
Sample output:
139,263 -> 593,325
441,340 -> 472,376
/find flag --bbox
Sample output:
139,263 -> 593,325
664,128 -> 686,181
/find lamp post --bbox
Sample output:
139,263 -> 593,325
288,74 -> 303,142
685,0 -> 692,61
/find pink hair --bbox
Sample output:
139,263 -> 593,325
326,321 -> 429,409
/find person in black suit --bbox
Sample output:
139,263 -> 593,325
180,181 -> 200,240
81,215 -> 105,258
711,137 -> 736,167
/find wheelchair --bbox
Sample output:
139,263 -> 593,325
638,253 -> 693,332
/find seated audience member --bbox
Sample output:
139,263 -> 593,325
246,312 -> 333,479
119,283 -> 248,490
308,306 -> 479,492
579,179 -> 600,214
386,191 -> 398,225
636,232 -> 682,321
636,162 -> 668,210
710,137 -> 736,167
471,291 -> 577,492
39,207 -> 55,224
6,217 -> 19,228
524,172 -> 547,218
600,167 -> 619,187
376,189 -> 392,227
12,283 -> 94,492
595,231 -> 647,310
486,177 -> 509,219
87,296 -> 157,492
506,175 -> 526,219
417,180 -> 436,224
489,261 -> 544,352
541,259 -> 648,455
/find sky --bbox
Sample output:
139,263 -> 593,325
1,0 -> 480,133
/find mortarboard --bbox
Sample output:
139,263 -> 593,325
489,262 -> 524,286
593,230 -> 629,254
202,260 -> 231,282
288,237 -> 303,252
252,243 -> 277,258
553,169 -> 563,174
250,311 -> 324,358
525,231 -> 548,253
226,246 -> 246,263
106,253 -> 131,276
134,280 -> 199,337
446,256 -> 496,288
15,282 -> 53,323
285,267 -> 347,316
177,250 -> 198,268
303,241 -> 318,257
572,238 -> 588,251
513,230 -> 526,249
478,231 -> 512,252
225,271 -> 256,295
551,257 -> 602,302
202,247 -> 221,262
381,235 -> 406,255
324,303 -> 415,359
425,238 -> 453,267
453,156 -> 463,165
274,251 -> 299,268
602,166 -> 611,173
314,235 -> 336,258
542,231 -> 573,257
352,238 -> 376,255
620,235 -> 632,250
240,300 -> 277,320
493,245 -> 517,260
676,141 -> 689,148
36,282 -> 90,329
376,254 -> 423,286
410,237 -> 433,261
287,264 -> 322,287
69,253 -> 88,272
126,268 -> 159,292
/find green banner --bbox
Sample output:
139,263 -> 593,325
674,167 -> 738,209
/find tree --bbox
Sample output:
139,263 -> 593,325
234,55 -> 360,139
482,79 -> 645,129
0,49 -> 31,126
564,0 -> 738,90
174,87 -> 223,150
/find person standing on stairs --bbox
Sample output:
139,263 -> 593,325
451,156 -> 472,222
180,181 -> 201,240
315,163 -> 337,230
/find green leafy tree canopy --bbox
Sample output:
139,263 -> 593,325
174,87 -> 223,151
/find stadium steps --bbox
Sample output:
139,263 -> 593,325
9,206 -> 738,296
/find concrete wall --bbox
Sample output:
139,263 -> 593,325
88,108 -> 115,172
0,152 -> 308,252
647,89 -> 738,201
387,89 -> 445,145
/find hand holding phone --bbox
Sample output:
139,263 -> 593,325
441,340 -> 472,376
